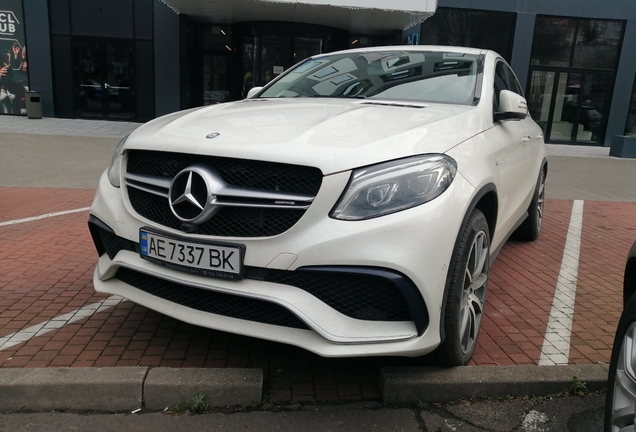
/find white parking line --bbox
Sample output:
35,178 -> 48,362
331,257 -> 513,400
539,200 -> 584,366
0,296 -> 124,352
0,207 -> 90,227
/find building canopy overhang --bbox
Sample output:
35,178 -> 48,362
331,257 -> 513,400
160,0 -> 436,34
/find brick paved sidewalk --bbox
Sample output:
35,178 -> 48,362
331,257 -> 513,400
1,187 -> 635,402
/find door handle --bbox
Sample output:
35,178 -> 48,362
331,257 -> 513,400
104,83 -> 110,89
522,135 -> 531,143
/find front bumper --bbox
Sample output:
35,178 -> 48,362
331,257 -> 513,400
89,168 -> 475,357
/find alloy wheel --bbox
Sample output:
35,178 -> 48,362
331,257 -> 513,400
536,171 -> 546,232
459,230 -> 489,355
610,321 -> 636,431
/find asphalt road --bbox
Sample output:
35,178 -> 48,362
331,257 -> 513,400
0,394 -> 604,431
2,132 -> 636,202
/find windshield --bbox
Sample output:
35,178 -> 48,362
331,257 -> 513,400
258,51 -> 481,105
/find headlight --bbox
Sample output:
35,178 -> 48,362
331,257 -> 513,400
330,154 -> 457,221
107,135 -> 128,187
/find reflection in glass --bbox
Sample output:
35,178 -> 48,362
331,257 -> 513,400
75,41 -> 132,119
294,37 -> 322,65
572,20 -> 623,69
626,75 -> 636,135
551,73 -> 581,141
260,35 -> 292,85
528,70 -> 556,135
203,55 -> 227,105
532,16 -> 624,69
576,74 -> 610,143
531,17 -> 577,67
420,8 -> 516,62
106,43 -> 131,119
260,50 -> 479,105
77,42 -> 103,118
242,37 -> 256,97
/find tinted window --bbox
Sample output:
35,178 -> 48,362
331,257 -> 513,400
494,62 -> 523,111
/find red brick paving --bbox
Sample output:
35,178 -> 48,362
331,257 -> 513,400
571,201 -> 636,364
1,187 -> 635,402
469,200 -> 573,366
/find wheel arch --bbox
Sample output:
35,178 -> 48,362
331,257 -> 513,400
438,183 -> 498,343
623,243 -> 636,306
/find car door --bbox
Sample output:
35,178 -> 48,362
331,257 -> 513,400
491,61 -> 543,240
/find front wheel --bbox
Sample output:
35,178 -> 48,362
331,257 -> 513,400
605,294 -> 636,431
435,208 -> 490,366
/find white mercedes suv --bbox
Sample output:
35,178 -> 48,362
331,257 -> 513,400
88,46 -> 547,366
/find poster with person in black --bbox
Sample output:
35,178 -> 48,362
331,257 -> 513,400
0,0 -> 28,115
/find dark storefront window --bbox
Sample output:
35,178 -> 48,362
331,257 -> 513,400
528,16 -> 625,145
49,0 -> 154,121
199,26 -> 233,105
626,75 -> 636,135
531,17 -> 623,69
419,8 -> 516,62
232,22 -> 349,98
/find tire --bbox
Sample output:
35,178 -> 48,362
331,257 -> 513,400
435,208 -> 490,366
512,168 -> 546,242
605,294 -> 636,432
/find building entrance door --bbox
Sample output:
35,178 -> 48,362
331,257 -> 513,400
528,69 -> 612,145
74,39 -> 134,120
203,54 -> 228,105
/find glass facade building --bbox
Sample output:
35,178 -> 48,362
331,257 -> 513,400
419,3 -> 636,147
6,0 -> 636,147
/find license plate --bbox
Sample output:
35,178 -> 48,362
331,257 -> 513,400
139,229 -> 244,280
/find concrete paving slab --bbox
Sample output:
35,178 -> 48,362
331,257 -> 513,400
144,368 -> 263,410
0,367 -> 148,411
380,364 -> 609,404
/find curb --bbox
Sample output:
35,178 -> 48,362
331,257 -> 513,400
380,364 -> 609,404
0,367 -> 263,411
0,364 -> 609,411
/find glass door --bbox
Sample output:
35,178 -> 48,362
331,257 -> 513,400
528,70 -> 556,137
551,72 -> 582,142
74,39 -> 134,120
76,41 -> 103,118
203,54 -> 228,105
528,69 -> 612,144
105,42 -> 132,119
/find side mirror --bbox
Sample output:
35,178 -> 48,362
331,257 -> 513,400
246,87 -> 263,99
495,90 -> 528,122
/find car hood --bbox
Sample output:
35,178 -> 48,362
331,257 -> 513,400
126,98 -> 486,175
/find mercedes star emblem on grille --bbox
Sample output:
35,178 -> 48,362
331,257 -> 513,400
169,165 -> 223,224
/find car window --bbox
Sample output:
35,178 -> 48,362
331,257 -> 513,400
259,51 -> 481,105
493,61 -> 523,113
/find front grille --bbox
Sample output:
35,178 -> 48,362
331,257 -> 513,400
264,269 -> 412,321
125,150 -> 323,237
116,267 -> 310,330
128,187 -> 305,237
127,150 -> 323,195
